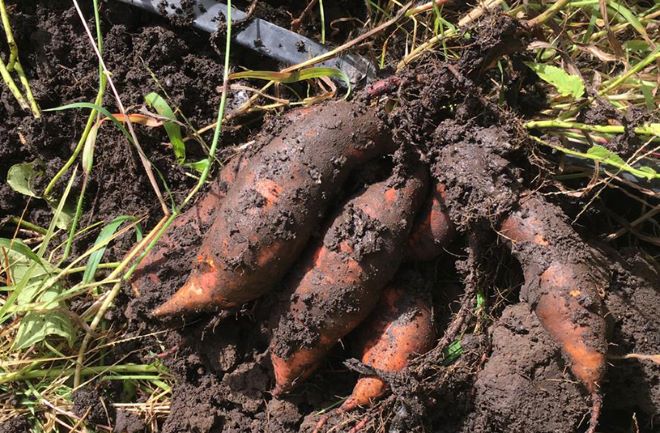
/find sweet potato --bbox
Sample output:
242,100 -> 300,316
269,163 -> 428,396
130,154 -> 246,295
499,195 -> 608,432
341,270 -> 435,411
153,101 -> 395,317
407,182 -> 454,261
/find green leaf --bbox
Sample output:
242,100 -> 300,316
525,62 -> 585,99
14,288 -> 75,349
442,339 -> 463,364
0,238 -> 43,268
587,144 -> 626,165
185,158 -> 209,174
83,216 -> 135,283
144,92 -> 186,164
45,102 -> 132,144
476,290 -> 486,310
82,122 -> 100,175
7,162 -> 43,198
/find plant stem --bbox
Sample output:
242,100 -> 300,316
526,0 -> 571,27
0,0 -> 17,69
526,120 -> 660,136
0,363 -> 161,385
12,57 -> 41,118
7,216 -> 48,235
599,49 -> 660,95
0,0 -> 40,117
0,56 -> 28,110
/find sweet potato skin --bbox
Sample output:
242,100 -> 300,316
154,101 -> 395,316
130,155 -> 245,295
407,182 -> 454,261
270,164 -> 428,395
341,271 -> 435,411
499,196 -> 608,394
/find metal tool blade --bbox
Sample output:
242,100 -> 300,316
116,0 -> 377,86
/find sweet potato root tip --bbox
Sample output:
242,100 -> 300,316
270,164 -> 428,395
499,195 -> 607,429
161,100 -> 396,316
407,182 -> 454,262
341,378 -> 386,411
342,274 -> 435,411
535,263 -> 606,392
151,266 -> 228,317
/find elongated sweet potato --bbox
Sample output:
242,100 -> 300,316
130,154 -> 246,295
341,270 -> 435,411
153,101 -> 395,317
407,182 -> 454,261
499,195 -> 608,433
270,163 -> 428,396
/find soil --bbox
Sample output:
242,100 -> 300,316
1,2 -> 658,433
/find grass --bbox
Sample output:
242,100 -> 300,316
1,0 -> 658,431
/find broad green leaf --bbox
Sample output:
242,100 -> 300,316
14,287 -> 75,349
525,62 -> 585,99
45,196 -> 75,231
587,145 -> 626,165
144,92 -> 186,164
0,242 -> 54,305
7,162 -> 43,198
83,215 -> 135,283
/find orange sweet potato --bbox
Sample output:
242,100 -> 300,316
407,182 -> 454,261
130,154 -> 246,295
499,195 -> 608,433
270,163 -> 428,395
153,101 -> 395,317
341,270 -> 435,411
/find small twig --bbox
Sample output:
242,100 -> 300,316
291,0 -> 318,30
524,0 -> 571,28
233,0 -> 258,26
283,3 -> 411,74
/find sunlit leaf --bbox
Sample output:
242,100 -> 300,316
525,62 -> 585,99
7,162 -> 43,198
83,215 -> 135,283
145,92 -> 186,164
14,287 -> 75,349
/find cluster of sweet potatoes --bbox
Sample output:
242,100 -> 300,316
131,99 -> 607,429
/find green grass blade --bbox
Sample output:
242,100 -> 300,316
145,92 -> 186,164
229,67 -> 352,97
83,216 -> 136,284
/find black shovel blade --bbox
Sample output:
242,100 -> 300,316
116,0 -> 377,86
